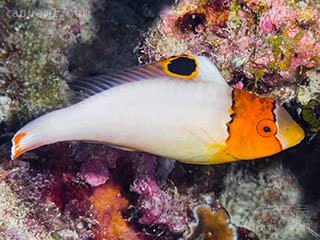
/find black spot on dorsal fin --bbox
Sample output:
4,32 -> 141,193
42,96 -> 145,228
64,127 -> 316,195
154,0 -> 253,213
167,56 -> 197,76
68,55 -> 201,102
67,54 -> 229,103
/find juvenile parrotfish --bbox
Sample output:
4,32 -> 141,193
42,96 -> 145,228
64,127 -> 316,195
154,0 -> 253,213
11,55 -> 305,164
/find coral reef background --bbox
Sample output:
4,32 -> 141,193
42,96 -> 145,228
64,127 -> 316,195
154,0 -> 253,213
0,0 -> 319,239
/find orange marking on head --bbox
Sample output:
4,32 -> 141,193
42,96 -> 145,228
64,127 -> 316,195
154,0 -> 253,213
226,89 -> 282,160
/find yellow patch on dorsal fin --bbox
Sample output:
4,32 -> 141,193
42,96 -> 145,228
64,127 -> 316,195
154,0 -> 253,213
68,54 -> 227,101
155,54 -> 199,79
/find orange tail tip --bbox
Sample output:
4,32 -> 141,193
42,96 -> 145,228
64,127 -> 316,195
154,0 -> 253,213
11,132 -> 28,160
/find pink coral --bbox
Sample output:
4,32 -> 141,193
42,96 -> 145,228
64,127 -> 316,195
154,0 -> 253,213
244,0 -> 287,9
291,31 -> 320,69
130,178 -> 190,233
259,6 -> 296,33
158,0 -> 229,41
80,158 -> 110,187
131,179 -> 165,223
78,146 -> 120,187
129,154 -> 190,233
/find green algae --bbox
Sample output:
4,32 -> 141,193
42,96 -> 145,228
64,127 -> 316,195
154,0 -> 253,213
267,36 -> 282,70
6,17 -> 67,122
228,2 -> 241,29
0,0 -> 96,128
254,67 -> 266,81
267,30 -> 305,72
51,232 -> 63,240
301,95 -> 320,132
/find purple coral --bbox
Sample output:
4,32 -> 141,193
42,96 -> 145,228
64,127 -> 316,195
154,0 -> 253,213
78,146 -> 120,187
80,157 -> 110,187
130,154 -> 190,234
259,5 -> 296,33
130,178 -> 190,234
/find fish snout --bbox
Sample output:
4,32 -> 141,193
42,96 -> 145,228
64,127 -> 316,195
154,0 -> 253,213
275,104 -> 305,149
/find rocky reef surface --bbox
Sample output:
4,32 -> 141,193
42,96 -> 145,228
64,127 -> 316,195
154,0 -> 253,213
0,0 -> 319,239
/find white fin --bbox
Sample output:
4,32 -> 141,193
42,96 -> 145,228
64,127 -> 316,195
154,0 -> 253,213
196,56 -> 229,87
108,144 -> 136,152
11,129 -> 42,160
81,140 -> 137,152
69,54 -> 229,100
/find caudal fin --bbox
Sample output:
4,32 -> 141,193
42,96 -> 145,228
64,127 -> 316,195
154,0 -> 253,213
11,131 -> 39,160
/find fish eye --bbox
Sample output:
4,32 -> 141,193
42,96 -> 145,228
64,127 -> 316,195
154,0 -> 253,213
257,118 -> 277,137
263,126 -> 271,132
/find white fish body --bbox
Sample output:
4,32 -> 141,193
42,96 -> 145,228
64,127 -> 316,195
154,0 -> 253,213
11,54 -> 304,163
12,55 -> 232,163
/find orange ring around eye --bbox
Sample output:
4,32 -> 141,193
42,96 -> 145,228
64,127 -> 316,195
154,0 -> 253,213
257,118 -> 277,137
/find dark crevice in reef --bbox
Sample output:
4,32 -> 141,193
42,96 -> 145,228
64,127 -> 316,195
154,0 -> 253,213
283,134 -> 320,203
68,0 -> 175,79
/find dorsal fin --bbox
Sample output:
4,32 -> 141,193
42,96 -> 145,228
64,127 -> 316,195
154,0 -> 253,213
68,54 -> 228,100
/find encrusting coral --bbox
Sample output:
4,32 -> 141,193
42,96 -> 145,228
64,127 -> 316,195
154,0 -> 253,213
0,170 -> 51,239
0,143 -> 143,240
186,204 -> 238,240
0,0 -> 97,130
131,178 -> 192,234
129,154 -> 193,234
186,204 -> 260,240
90,182 -> 142,240
220,162 -> 313,240
1,141 -> 263,240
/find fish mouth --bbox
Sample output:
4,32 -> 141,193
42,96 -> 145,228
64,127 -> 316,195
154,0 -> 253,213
277,121 -> 305,149
274,104 -> 305,149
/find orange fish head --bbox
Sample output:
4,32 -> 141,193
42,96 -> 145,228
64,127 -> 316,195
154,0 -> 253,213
226,89 -> 304,160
